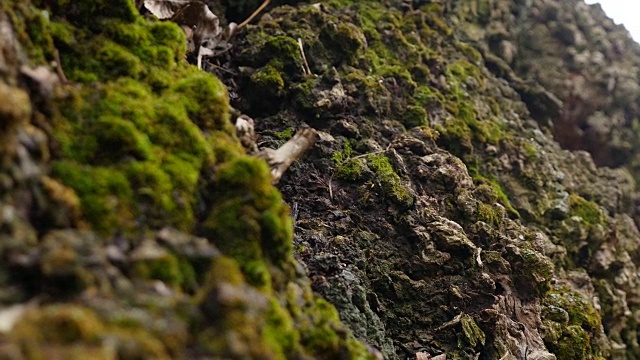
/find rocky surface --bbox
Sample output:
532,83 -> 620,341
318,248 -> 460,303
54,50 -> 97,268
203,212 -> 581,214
2,0 -> 640,359
452,0 -> 640,180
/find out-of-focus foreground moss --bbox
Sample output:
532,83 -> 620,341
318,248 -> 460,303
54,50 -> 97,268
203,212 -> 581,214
0,0 -> 375,358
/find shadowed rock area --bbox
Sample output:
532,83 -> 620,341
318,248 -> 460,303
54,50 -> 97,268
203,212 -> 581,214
1,0 -> 640,359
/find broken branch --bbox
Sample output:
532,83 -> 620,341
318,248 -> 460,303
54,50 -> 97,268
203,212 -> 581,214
257,128 -> 317,184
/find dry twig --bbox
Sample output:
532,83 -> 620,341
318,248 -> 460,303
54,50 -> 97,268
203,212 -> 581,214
236,0 -> 271,29
297,38 -> 312,76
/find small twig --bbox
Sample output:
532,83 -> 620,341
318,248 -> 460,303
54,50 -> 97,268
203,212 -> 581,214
291,202 -> 299,224
317,174 -> 334,201
53,49 -> 68,84
237,0 -> 271,29
298,38 -> 312,75
348,145 -> 392,161
205,62 -> 238,76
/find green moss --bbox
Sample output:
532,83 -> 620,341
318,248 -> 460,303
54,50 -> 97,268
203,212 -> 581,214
252,65 -> 286,94
42,0 -> 138,27
331,140 -> 354,163
319,21 -> 366,65
92,115 -> 155,163
436,117 -> 474,155
12,305 -> 171,359
122,161 -> 178,225
151,98 -> 212,163
132,253 -> 184,288
476,202 -> 502,225
290,76 -> 322,114
523,141 -> 538,159
258,36 -> 304,74
414,85 -> 444,107
469,169 -> 520,217
171,71 -> 231,132
0,83 -> 31,159
543,285 -> 603,360
377,64 -> 417,93
366,154 -> 413,206
568,194 -> 605,226
52,161 -> 134,232
149,20 -> 188,59
456,42 -> 483,64
7,1 -> 376,359
460,313 -> 486,348
553,325 -> 591,360
200,156 -> 292,288
13,305 -> 104,345
262,299 -> 299,358
430,58 -> 506,154
299,298 -> 341,352
45,9 -> 230,234
273,128 -> 295,141
98,19 -> 178,70
295,297 -> 372,358
545,286 -> 601,331
3,3 -> 55,63
332,141 -> 365,181
419,3 -> 452,35
447,58 -> 482,83
206,256 -> 246,287
102,18 -> 150,49
519,246 -> 554,295
337,158 -> 365,182
93,38 -> 148,81
401,105 -> 428,128
446,99 -> 504,147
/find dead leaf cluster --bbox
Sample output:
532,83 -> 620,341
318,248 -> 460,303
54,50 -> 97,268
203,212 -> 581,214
140,0 -> 270,68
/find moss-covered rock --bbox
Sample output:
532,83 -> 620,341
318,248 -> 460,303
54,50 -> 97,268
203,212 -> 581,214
4,0 -> 640,359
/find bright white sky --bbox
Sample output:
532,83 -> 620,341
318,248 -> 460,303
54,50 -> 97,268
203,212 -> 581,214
584,0 -> 640,42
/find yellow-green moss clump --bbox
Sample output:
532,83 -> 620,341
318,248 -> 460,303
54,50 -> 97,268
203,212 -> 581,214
195,256 -> 373,359
43,6 -> 229,233
200,156 -> 293,288
367,154 -> 414,206
568,194 -> 605,226
543,285 -> 605,360
11,305 -> 173,359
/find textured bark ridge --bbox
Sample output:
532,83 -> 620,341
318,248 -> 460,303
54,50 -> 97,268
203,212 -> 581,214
1,0 -> 640,359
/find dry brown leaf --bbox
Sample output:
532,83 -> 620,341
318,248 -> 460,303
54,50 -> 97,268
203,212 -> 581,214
143,0 -> 184,19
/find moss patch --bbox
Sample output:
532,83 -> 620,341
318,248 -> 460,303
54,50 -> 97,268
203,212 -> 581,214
543,285 -> 604,360
366,154 -> 413,206
46,14 -> 228,234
